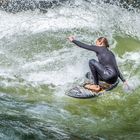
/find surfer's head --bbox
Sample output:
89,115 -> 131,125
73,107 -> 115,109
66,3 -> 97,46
96,37 -> 109,48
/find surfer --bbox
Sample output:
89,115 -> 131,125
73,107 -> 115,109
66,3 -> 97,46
68,36 -> 129,92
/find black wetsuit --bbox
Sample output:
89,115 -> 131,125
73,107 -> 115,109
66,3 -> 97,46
72,40 -> 126,84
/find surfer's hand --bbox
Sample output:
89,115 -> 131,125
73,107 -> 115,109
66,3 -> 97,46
123,81 -> 128,86
68,36 -> 75,42
123,81 -> 131,91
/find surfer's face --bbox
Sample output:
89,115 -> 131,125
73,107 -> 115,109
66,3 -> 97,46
96,40 -> 102,46
96,37 -> 109,48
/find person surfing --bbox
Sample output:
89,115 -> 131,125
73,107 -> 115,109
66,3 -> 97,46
68,36 -> 129,93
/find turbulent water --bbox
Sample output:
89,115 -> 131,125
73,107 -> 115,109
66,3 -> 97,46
0,0 -> 140,140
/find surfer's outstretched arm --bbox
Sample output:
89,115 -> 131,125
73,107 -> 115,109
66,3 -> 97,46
68,36 -> 99,53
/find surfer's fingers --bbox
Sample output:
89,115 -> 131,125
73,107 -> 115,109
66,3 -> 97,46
68,36 -> 75,39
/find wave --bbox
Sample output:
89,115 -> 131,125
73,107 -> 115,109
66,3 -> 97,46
0,0 -> 140,89
0,1 -> 140,140
0,0 -> 140,40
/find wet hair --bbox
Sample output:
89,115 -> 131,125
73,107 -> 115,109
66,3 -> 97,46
97,37 -> 109,48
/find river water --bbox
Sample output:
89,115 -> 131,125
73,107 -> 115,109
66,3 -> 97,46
0,0 -> 140,140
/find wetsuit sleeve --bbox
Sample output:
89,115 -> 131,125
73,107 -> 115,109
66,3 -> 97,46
117,68 -> 126,82
72,40 -> 99,53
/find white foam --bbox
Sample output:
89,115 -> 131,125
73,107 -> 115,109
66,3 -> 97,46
0,1 -> 140,38
123,51 -> 140,65
127,76 -> 140,90
21,47 -> 90,86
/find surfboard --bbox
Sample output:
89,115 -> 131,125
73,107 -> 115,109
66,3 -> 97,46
66,72 -> 119,99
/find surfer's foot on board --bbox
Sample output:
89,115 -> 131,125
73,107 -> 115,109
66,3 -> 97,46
84,84 -> 101,93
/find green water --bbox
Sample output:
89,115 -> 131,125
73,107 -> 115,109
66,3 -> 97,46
0,32 -> 140,140
114,36 -> 140,55
0,1 -> 140,140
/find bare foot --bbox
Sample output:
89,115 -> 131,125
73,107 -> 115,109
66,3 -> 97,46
84,84 -> 101,92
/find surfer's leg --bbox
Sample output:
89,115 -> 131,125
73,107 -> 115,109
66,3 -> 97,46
85,59 -> 101,92
89,59 -> 117,84
89,59 -> 102,85
85,72 -> 102,81
85,59 -> 118,92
